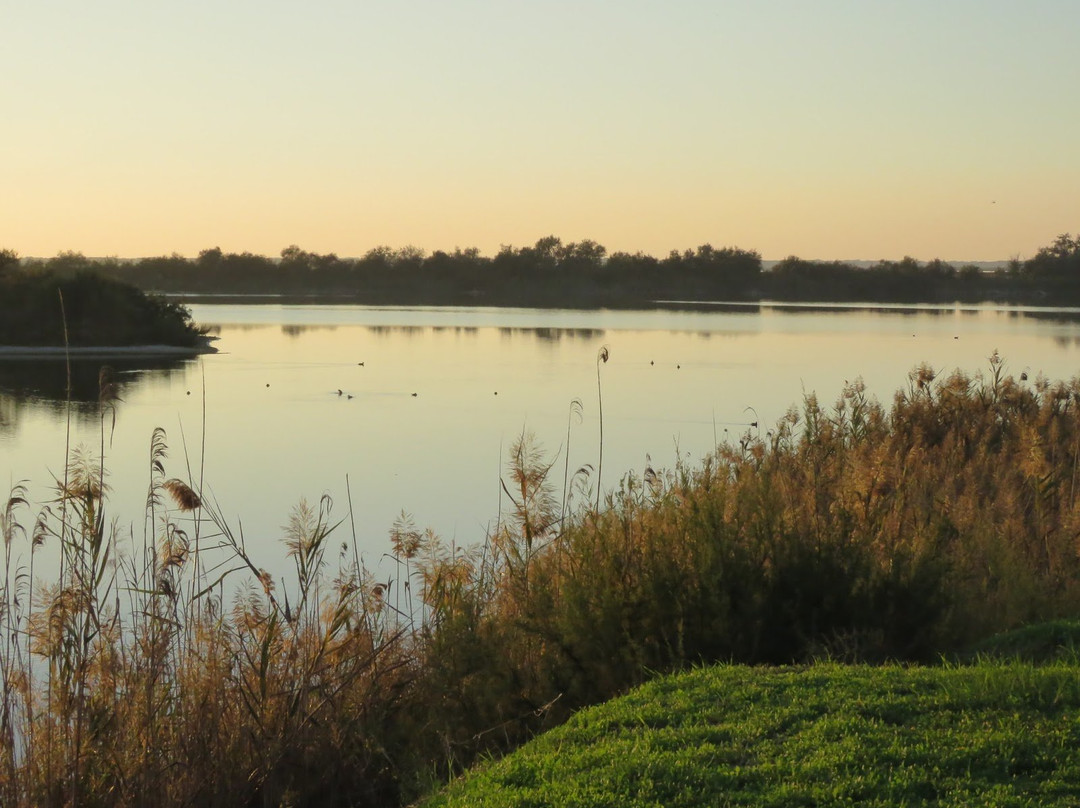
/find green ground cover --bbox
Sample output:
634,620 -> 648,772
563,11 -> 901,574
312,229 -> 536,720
421,660 -> 1080,808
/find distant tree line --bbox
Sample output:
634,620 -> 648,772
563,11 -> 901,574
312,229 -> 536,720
3,233 -> 1079,307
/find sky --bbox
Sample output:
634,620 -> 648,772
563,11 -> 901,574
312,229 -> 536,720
2,0 -> 1078,262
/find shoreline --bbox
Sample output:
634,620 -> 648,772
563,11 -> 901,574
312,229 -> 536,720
0,342 -> 217,359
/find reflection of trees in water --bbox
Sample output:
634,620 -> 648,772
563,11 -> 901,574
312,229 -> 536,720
1015,310 -> 1080,325
668,302 -> 762,315
361,324 -> 605,343
367,325 -> 425,338
200,323 -> 341,338
497,327 -> 605,342
281,324 -> 339,339
0,387 -> 103,437
0,357 -> 190,434
430,325 -> 480,337
365,325 -> 485,339
769,304 -> 941,317
0,393 -> 14,435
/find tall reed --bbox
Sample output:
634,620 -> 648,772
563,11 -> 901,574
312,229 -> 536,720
595,345 -> 609,510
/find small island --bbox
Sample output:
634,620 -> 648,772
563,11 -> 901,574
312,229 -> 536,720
0,253 -> 213,355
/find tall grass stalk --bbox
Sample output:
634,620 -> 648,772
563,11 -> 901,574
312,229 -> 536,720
560,398 -> 583,524
595,345 -> 609,511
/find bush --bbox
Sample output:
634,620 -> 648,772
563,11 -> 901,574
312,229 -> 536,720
0,269 -> 205,348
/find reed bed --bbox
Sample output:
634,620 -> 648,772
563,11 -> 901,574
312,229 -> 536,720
2,353 -> 1080,806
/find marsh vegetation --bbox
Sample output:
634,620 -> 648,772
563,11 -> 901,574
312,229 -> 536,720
2,353 -> 1080,805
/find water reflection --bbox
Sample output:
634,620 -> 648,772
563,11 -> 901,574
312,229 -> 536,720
1015,310 -> 1080,325
357,324 -> 612,343
283,324 -> 334,339
769,304 -> 936,317
201,323 -> 344,339
8,301 -> 1080,582
498,327 -> 605,342
430,325 -> 480,336
368,324 -> 425,337
0,357 -> 191,434
762,302 -> 1080,325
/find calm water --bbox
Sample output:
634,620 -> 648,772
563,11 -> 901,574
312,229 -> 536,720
4,302 -> 1080,582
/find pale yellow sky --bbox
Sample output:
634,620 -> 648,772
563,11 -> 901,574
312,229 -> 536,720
2,1 -> 1077,262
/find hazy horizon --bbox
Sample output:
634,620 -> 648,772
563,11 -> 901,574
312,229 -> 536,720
3,1 -> 1077,263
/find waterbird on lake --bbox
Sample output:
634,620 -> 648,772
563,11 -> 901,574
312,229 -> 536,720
336,389 -> 343,396
411,392 -> 418,397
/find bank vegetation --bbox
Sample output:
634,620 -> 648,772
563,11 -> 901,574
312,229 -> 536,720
2,354 -> 1080,805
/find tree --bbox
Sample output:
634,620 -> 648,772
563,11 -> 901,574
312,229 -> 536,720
0,249 -> 19,276
279,244 -> 309,267
1024,233 -> 1080,281
533,235 -> 563,264
197,247 -> 224,269
46,251 -> 93,276
562,239 -> 607,268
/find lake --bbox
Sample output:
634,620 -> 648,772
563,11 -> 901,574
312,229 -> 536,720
4,301 -> 1080,585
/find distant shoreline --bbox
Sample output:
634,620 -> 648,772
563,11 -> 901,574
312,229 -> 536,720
156,291 -> 1080,314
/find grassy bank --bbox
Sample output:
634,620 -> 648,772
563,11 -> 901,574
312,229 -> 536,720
421,659 -> 1080,807
2,354 -> 1080,805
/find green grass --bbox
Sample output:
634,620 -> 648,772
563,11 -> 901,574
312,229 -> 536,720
420,661 -> 1080,807
962,620 -> 1080,663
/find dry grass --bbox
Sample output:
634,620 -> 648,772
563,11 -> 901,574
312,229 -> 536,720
2,354 -> 1080,806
